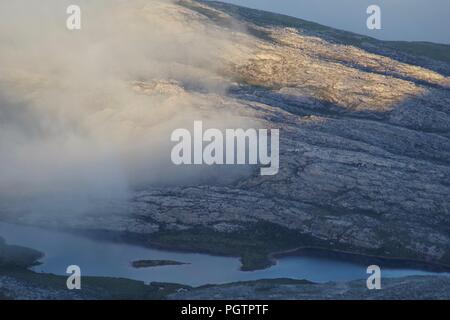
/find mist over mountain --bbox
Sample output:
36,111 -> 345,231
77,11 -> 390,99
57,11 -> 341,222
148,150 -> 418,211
1,0 -> 450,296
0,0 -> 258,215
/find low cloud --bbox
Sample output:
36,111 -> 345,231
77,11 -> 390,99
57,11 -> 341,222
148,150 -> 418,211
0,0 -> 254,215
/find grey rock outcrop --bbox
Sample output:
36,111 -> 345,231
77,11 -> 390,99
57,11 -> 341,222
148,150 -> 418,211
1,0 -> 450,269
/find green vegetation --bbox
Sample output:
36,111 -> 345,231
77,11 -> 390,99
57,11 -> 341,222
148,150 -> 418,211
199,278 -> 313,289
385,41 -> 450,65
131,259 -> 188,268
147,221 -> 450,272
0,268 -> 189,300
147,221 -> 327,271
0,236 -> 43,269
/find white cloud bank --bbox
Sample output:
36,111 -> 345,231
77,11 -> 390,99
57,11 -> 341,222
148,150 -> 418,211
0,0 -> 255,215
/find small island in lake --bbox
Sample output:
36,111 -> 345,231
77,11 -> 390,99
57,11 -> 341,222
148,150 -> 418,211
131,259 -> 189,268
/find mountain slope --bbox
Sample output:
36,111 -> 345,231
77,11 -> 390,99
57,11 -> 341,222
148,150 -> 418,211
202,0 -> 450,69
1,0 -> 450,271
133,0 -> 450,268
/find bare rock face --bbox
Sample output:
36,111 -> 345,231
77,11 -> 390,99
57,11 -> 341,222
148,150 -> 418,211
123,0 -> 450,266
1,0 -> 450,267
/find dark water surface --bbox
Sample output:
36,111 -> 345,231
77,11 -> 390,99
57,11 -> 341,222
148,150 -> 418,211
0,222 -> 447,286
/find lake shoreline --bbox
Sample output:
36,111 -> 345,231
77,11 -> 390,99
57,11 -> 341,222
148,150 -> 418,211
270,247 -> 450,273
54,223 -> 450,274
2,220 -> 450,278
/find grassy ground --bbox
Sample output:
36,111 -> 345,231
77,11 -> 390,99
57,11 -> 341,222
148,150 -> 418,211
0,237 -> 43,269
145,221 -> 450,272
0,267 -> 190,300
147,221 -> 327,271
131,259 -> 188,268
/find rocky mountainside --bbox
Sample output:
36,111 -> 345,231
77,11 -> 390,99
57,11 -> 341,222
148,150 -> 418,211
169,276 -> 450,300
1,0 -> 450,270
